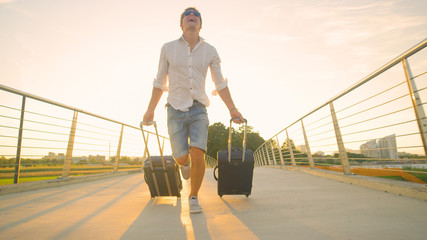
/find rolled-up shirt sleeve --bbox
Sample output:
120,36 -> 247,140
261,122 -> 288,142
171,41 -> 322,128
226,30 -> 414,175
153,44 -> 169,92
210,48 -> 228,96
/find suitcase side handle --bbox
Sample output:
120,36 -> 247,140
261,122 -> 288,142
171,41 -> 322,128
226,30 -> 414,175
228,118 -> 248,162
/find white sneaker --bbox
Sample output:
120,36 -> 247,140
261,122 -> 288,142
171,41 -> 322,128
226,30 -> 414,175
189,196 -> 202,214
180,162 -> 190,180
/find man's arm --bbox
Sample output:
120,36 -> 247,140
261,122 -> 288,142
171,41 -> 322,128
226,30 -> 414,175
143,87 -> 163,124
218,87 -> 244,124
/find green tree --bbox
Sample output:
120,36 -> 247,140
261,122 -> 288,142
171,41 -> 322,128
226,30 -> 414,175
280,138 -> 296,152
207,122 -> 228,158
206,122 -> 265,158
0,156 -> 6,168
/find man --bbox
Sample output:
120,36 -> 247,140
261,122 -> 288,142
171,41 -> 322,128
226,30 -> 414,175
143,7 -> 244,214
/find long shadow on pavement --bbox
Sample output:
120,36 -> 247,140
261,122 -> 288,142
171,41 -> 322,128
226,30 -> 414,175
120,197 -> 186,239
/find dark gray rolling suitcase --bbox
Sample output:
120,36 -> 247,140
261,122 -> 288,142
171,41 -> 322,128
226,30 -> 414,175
214,119 -> 254,198
140,121 -> 182,198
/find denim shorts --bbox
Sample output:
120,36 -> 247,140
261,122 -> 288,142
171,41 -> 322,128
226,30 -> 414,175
167,101 -> 209,159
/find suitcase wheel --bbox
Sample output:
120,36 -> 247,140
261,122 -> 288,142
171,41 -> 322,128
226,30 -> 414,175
246,195 -> 249,198
219,195 -> 223,198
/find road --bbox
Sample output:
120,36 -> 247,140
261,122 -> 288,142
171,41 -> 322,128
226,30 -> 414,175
0,167 -> 426,239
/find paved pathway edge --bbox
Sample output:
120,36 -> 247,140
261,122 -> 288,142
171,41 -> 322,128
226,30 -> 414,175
269,166 -> 427,202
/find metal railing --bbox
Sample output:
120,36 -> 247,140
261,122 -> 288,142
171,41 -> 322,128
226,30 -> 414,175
0,84 -> 169,184
254,38 -> 427,184
206,154 -> 216,168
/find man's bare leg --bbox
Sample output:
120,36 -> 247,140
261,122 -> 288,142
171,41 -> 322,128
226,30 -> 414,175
189,147 -> 205,197
174,147 -> 205,197
175,155 -> 190,166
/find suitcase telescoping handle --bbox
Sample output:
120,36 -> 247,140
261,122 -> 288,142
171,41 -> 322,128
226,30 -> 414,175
140,121 -> 167,171
228,118 -> 248,162
140,121 -> 172,196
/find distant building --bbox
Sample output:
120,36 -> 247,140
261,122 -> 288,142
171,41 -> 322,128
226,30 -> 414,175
378,134 -> 398,159
314,151 -> 325,156
332,148 -> 361,156
296,145 -> 307,154
71,156 -> 87,164
360,140 -> 380,158
360,134 -> 397,159
88,155 -> 106,162
44,152 -> 57,160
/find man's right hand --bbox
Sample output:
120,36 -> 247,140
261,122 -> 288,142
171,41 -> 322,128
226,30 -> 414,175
142,111 -> 154,125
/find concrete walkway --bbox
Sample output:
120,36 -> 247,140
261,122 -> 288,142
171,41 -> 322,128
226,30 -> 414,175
0,167 -> 426,240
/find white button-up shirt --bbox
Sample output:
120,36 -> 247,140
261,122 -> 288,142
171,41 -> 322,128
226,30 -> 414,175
153,36 -> 228,112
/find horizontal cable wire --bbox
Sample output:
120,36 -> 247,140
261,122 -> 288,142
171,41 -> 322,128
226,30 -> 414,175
0,104 -> 21,112
1,145 -> 67,150
0,115 -> 20,121
303,113 -> 332,129
343,132 -> 422,145
4,116 -> 71,130
74,127 -> 118,138
414,86 -> 427,94
77,121 -> 120,133
306,128 -> 335,138
0,125 -> 69,136
341,119 -> 416,137
288,128 -> 303,136
24,109 -> 72,123
305,119 -> 333,133
307,135 -> 336,143
338,93 -> 409,121
309,142 -> 338,148
73,134 -> 117,142
335,81 -> 406,114
0,135 -> 18,139
412,71 -> 427,79
0,135 -> 67,143
339,106 -> 413,130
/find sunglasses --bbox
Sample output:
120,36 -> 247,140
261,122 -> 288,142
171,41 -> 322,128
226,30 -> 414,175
183,10 -> 201,17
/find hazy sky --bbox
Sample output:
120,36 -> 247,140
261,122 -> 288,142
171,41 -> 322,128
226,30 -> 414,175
1,0 -> 427,140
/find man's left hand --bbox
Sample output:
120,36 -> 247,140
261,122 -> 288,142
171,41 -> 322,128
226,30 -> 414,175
230,109 -> 245,124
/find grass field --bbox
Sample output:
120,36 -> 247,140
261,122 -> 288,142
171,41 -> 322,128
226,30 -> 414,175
0,165 -> 141,185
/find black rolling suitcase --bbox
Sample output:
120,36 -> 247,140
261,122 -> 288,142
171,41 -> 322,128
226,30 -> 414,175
140,121 -> 182,198
214,119 -> 254,198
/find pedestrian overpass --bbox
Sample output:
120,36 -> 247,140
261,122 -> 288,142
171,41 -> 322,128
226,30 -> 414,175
0,39 -> 427,239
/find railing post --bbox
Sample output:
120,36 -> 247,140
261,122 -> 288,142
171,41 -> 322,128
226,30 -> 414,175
13,96 -> 26,184
301,119 -> 315,168
276,135 -> 285,165
265,143 -> 271,165
261,144 -> 267,165
257,150 -> 263,166
114,124 -> 124,173
62,111 -> 78,178
329,102 -> 351,174
254,151 -> 258,166
269,140 -> 277,165
402,58 -> 427,158
141,133 -> 149,172
286,129 -> 297,167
